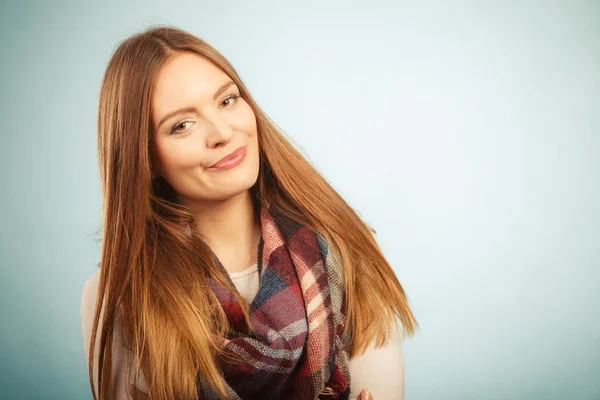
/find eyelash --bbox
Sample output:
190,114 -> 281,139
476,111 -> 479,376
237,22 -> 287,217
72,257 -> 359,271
170,93 -> 241,135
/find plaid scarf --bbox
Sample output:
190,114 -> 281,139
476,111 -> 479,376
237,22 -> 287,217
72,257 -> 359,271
199,206 -> 351,399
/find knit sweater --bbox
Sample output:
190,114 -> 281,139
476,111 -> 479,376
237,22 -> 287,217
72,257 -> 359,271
80,264 -> 405,399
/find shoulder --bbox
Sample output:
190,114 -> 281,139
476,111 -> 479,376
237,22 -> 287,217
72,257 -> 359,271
79,268 -> 146,398
82,268 -> 101,299
81,268 -> 105,363
81,268 -> 101,325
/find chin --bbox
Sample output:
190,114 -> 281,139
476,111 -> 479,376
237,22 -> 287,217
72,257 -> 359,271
207,164 -> 260,200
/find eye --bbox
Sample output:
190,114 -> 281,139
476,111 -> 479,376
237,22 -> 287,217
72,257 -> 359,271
169,93 -> 241,135
221,93 -> 241,108
170,120 -> 194,135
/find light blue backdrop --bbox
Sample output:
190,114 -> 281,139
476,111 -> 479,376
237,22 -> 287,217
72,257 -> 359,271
1,1 -> 598,399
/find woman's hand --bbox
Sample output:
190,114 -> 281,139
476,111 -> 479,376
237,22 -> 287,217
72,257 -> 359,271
129,384 -> 148,400
358,388 -> 374,399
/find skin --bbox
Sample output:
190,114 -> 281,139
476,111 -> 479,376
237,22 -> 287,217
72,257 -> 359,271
133,51 -> 375,400
150,51 -> 262,274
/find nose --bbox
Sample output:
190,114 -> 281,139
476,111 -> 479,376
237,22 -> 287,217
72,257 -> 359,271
205,112 -> 234,149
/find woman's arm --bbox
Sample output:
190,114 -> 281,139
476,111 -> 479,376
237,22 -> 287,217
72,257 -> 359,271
81,269 -> 147,400
347,323 -> 405,400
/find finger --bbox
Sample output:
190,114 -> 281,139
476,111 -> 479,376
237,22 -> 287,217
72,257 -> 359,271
359,388 -> 373,400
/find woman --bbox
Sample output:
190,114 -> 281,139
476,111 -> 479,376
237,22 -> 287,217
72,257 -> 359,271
81,25 -> 418,400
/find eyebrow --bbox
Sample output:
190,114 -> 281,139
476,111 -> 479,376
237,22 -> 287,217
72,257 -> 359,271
156,80 -> 237,130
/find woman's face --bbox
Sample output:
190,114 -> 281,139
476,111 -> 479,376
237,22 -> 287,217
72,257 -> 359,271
150,52 -> 260,203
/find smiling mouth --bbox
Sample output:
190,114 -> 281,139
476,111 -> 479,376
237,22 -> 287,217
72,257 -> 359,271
207,146 -> 247,171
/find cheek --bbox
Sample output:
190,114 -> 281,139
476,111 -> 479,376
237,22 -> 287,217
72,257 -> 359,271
239,102 -> 258,134
155,140 -> 204,175
245,117 -> 259,157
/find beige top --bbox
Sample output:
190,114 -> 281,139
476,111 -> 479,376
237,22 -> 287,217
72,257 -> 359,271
81,263 -> 405,399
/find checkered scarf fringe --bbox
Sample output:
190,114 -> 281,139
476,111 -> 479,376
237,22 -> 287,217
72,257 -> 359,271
198,206 -> 351,399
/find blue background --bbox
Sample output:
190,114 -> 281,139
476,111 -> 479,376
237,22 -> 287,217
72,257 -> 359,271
1,1 -> 598,399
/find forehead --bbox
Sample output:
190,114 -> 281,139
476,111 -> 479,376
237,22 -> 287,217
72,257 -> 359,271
152,52 -> 230,116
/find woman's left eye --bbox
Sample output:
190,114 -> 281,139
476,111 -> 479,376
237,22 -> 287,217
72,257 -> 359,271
169,94 -> 241,135
221,93 -> 241,108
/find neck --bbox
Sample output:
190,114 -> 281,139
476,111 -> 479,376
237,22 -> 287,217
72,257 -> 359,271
183,190 -> 261,262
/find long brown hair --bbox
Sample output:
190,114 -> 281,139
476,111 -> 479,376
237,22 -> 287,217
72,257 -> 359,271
90,24 -> 418,400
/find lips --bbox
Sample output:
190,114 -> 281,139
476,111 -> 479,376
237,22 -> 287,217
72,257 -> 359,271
209,146 -> 247,168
